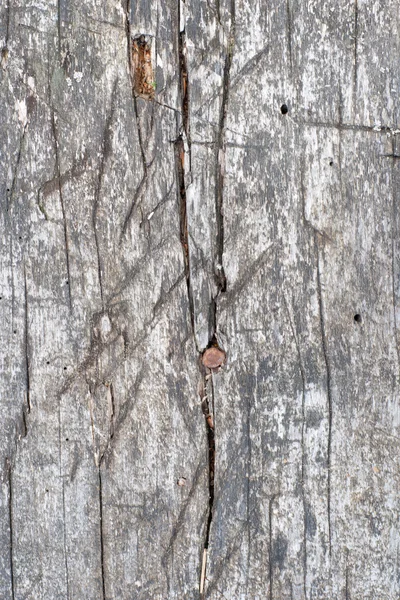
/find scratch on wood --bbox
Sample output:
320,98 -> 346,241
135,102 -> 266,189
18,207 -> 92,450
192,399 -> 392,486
162,459 -> 205,564
222,244 -> 274,305
93,81 -> 118,307
108,382 -> 115,439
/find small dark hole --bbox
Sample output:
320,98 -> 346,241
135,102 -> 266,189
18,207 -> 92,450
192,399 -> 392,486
65,438 -> 69,441
13,330 -> 17,334
329,161 -> 333,166
66,281 -> 69,285
19,236 -> 22,240
64,366 -> 67,370
7,188 -> 10,192
354,314 -> 362,323
281,104 -> 289,115
45,489 -> 49,493
46,361 -> 50,364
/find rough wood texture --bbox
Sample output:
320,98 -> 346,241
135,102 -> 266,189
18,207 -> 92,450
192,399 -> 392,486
1,1 -> 399,599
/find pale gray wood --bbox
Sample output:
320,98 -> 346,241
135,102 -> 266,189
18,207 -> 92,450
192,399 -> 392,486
1,0 -> 400,599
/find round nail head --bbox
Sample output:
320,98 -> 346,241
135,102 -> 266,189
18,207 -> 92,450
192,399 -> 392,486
202,347 -> 226,370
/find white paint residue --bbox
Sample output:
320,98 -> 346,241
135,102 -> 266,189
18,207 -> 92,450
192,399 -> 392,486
27,76 -> 35,91
100,315 -> 112,338
157,54 -> 163,68
15,99 -> 27,126
66,77 -> 72,87
179,0 -> 186,32
147,211 -> 155,221
73,71 -> 83,83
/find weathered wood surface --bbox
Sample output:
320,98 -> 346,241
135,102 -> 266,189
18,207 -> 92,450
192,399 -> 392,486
1,0 -> 400,598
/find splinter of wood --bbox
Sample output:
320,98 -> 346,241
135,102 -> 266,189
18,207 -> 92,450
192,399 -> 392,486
131,35 -> 155,99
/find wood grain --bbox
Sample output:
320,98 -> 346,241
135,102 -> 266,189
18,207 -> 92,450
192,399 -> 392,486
1,0 -> 399,598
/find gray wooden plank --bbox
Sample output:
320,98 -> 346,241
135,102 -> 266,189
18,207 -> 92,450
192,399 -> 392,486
1,0 -> 400,598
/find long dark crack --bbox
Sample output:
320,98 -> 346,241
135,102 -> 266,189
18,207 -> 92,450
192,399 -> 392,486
178,19 -> 190,142
23,266 -> 31,414
98,467 -> 106,600
315,233 -> 332,557
176,2 -> 195,336
176,1 -> 235,594
7,459 -> 15,600
174,135 -> 195,334
214,0 -> 235,295
176,4 -> 218,594
199,370 -> 215,598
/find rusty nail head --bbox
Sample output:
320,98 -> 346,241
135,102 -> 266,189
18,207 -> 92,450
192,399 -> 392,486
202,347 -> 226,370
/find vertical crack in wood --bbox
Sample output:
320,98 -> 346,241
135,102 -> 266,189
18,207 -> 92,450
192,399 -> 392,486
51,112 -> 72,311
390,136 -> 400,371
353,0 -> 358,118
3,0 -> 10,50
245,377 -> 251,596
7,459 -> 15,600
23,266 -> 31,415
57,0 -> 62,61
98,467 -> 106,600
178,17 -> 190,144
315,234 -> 332,558
283,294 -> 308,598
176,7 -> 219,593
200,3 -> 235,594
214,0 -> 235,296
175,135 -> 195,335
175,1 -> 195,339
58,403 -> 70,599
286,0 -> 293,75
199,371 -> 215,599
7,124 -> 27,211
268,495 -> 274,600
345,554 -> 350,600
